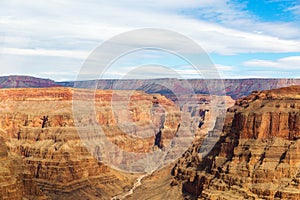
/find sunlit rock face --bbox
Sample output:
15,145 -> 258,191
0,134 -> 24,200
172,86 -> 300,200
0,87 -> 181,199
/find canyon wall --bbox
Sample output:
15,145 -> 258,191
0,87 -> 180,199
125,94 -> 235,200
172,85 -> 300,199
0,133 -> 24,200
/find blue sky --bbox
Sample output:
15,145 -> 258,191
0,0 -> 300,80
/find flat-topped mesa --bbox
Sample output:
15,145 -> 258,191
235,85 -> 300,106
229,85 -> 300,140
0,75 -> 60,88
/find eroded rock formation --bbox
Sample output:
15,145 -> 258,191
126,94 -> 235,200
0,133 -> 24,200
172,86 -> 300,199
0,87 -> 180,199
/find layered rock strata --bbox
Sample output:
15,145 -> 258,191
0,134 -> 24,200
125,94 -> 235,200
172,86 -> 300,199
0,87 -> 180,199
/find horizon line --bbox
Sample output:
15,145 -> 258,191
1,75 -> 300,82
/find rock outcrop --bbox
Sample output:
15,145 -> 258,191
172,85 -> 300,199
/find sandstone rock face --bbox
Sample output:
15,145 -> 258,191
0,87 -> 180,199
172,86 -> 300,199
0,134 -> 24,200
231,86 -> 300,140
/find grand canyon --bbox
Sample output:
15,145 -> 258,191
0,76 -> 299,199
2,0 -> 300,199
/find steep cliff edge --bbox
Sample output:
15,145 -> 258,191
172,85 -> 300,199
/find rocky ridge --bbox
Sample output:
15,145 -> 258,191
0,75 -> 299,100
59,78 -> 300,99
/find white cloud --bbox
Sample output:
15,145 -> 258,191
244,56 -> 300,69
1,47 -> 90,59
215,64 -> 234,71
1,0 -> 300,80
109,0 -> 226,10
287,5 -> 300,15
1,0 -> 300,56
100,63 -> 232,79
183,0 -> 300,40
